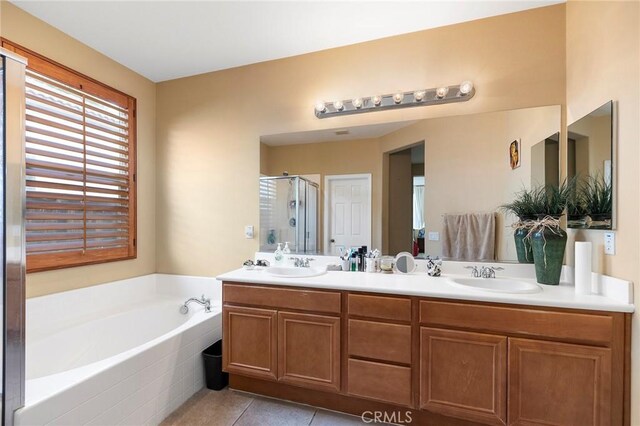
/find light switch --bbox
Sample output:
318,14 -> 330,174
604,232 -> 615,255
244,225 -> 254,239
428,231 -> 440,241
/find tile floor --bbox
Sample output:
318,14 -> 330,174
161,387 -> 389,425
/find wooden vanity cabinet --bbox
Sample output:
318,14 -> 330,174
278,311 -> 341,391
223,305 -> 277,380
420,328 -> 508,425
508,338 -> 612,426
222,283 -> 342,391
223,282 -> 630,426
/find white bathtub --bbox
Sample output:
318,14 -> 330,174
15,274 -> 222,426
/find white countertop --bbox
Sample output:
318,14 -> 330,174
217,268 -> 635,313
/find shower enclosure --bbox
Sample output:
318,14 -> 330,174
259,176 -> 318,253
1,47 -> 27,426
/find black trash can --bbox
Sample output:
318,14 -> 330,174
202,340 -> 228,390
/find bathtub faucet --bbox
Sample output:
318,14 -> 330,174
180,295 -> 212,314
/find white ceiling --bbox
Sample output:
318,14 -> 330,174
11,1 -> 563,82
261,120 -> 418,146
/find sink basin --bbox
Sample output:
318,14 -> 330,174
448,277 -> 542,294
264,266 -> 327,278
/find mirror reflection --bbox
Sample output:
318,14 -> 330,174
567,101 -> 614,229
260,105 -> 561,262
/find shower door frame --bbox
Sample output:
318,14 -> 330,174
1,47 -> 27,426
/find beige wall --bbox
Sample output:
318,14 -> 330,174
566,1 -> 640,423
0,3 -> 157,297
262,138 -> 382,251
156,5 -> 566,276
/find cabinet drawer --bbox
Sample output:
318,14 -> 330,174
348,319 -> 411,364
224,283 -> 341,314
348,294 -> 411,322
347,359 -> 412,407
420,300 -> 613,346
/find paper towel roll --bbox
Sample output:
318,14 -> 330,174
574,241 -> 592,295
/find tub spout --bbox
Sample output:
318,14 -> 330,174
180,295 -> 212,314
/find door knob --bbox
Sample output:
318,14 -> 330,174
330,239 -> 335,243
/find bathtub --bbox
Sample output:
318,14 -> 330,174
15,274 -> 222,426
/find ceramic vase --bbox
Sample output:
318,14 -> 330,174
531,226 -> 567,285
514,228 -> 534,264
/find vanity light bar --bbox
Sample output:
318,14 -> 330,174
314,81 -> 475,119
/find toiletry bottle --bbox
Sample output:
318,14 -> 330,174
351,252 -> 357,271
358,248 -> 364,272
283,242 -> 291,265
274,243 -> 284,265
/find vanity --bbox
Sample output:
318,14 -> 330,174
218,264 -> 633,426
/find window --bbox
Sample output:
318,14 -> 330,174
1,39 -> 137,272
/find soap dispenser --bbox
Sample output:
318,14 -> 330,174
274,243 -> 284,265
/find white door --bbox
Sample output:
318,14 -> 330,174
325,174 -> 372,255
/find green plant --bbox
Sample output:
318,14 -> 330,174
583,173 -> 612,215
500,187 -> 545,219
567,176 -> 589,217
536,178 -> 573,217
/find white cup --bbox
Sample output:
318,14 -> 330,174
341,259 -> 350,271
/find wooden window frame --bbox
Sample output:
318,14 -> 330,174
2,38 -> 137,273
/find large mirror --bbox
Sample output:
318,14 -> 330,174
567,101 -> 615,230
260,105 -> 561,262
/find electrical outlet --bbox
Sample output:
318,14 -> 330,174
244,225 -> 254,239
604,231 -> 615,255
428,231 -> 440,241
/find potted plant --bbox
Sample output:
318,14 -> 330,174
500,188 -> 543,264
527,179 -> 571,285
583,173 -> 612,227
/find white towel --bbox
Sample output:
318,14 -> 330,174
442,213 -> 496,261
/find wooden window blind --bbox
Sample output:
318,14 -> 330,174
2,39 -> 137,272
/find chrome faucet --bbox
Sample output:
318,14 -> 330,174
480,266 -> 504,278
464,265 -> 504,278
180,294 -> 211,314
464,266 -> 481,278
289,257 -> 314,267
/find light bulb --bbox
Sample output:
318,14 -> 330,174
413,90 -> 426,102
393,92 -> 404,104
435,87 -> 449,99
333,100 -> 344,111
459,80 -> 474,95
352,98 -> 363,109
371,95 -> 382,106
314,101 -> 326,113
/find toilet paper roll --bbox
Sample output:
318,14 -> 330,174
574,241 -> 592,295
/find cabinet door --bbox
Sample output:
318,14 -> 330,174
508,338 -> 612,426
278,311 -> 341,392
420,327 -> 507,426
223,305 -> 277,380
